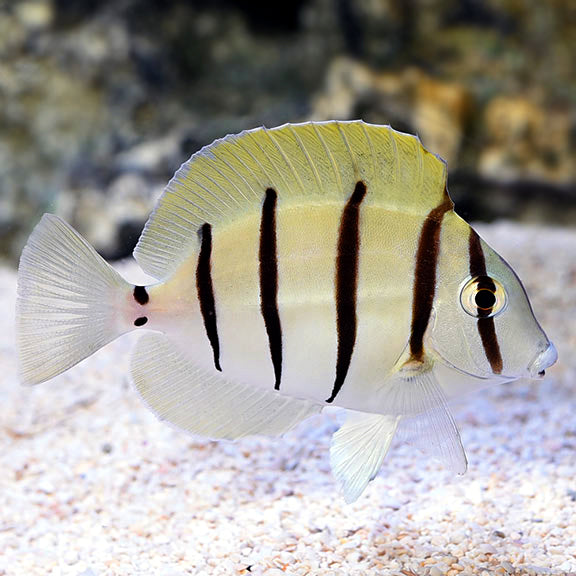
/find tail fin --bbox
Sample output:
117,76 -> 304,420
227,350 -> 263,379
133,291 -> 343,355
17,214 -> 133,385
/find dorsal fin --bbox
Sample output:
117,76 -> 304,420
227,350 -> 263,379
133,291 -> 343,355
134,121 -> 450,280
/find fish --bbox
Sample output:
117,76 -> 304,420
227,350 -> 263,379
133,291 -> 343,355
16,121 -> 557,503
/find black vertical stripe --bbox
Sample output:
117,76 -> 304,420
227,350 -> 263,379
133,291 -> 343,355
196,223 -> 222,371
259,188 -> 283,390
468,230 -> 503,374
326,181 -> 367,404
409,197 -> 453,361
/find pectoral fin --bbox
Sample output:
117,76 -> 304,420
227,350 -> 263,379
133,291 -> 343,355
330,410 -> 399,504
389,363 -> 468,474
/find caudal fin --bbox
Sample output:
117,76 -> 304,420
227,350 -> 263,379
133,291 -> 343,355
17,214 -> 133,385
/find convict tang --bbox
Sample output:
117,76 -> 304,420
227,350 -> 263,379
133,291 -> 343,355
17,121 -> 557,502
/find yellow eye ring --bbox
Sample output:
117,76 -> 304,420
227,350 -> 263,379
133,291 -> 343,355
460,276 -> 507,318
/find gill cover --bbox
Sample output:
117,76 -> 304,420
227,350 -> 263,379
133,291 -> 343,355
432,212 -> 550,383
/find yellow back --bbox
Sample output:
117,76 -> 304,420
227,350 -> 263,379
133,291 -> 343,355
134,121 -> 450,280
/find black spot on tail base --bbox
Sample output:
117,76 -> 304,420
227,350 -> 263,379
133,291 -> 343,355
259,188 -> 283,390
134,316 -> 148,327
196,223 -> 222,372
326,181 -> 367,403
133,285 -> 149,305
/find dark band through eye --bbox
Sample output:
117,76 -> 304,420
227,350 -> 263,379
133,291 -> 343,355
475,289 -> 496,310
460,275 -> 506,319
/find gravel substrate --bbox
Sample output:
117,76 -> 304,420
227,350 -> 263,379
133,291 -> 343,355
1,221 -> 575,576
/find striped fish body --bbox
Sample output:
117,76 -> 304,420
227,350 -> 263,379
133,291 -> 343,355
149,198 -> 427,412
17,121 -> 558,503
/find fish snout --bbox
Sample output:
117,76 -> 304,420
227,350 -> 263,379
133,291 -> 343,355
528,342 -> 558,378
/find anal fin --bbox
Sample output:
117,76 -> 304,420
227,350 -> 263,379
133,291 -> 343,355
131,332 -> 321,440
330,410 -> 399,504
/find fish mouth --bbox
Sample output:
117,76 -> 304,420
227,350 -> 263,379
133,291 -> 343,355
527,341 -> 558,379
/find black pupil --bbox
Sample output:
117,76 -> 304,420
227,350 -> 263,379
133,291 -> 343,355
475,289 -> 496,310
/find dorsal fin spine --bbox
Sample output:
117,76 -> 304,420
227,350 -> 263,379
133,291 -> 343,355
313,123 -> 344,196
388,126 -> 401,185
288,124 -> 324,192
170,187 -> 225,219
336,121 -> 359,179
263,127 -> 306,195
360,122 -> 377,182
181,175 -> 231,213
206,151 -> 251,203
416,136 -> 424,198
248,129 -> 291,192
197,170 -> 243,209
212,141 -> 263,200
234,133 -> 274,189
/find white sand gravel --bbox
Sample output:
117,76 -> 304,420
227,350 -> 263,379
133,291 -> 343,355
0,222 -> 575,576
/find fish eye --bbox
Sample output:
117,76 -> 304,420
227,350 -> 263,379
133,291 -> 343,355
460,276 -> 507,318
475,289 -> 496,310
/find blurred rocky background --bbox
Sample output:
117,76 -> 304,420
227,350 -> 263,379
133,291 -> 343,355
0,0 -> 575,263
